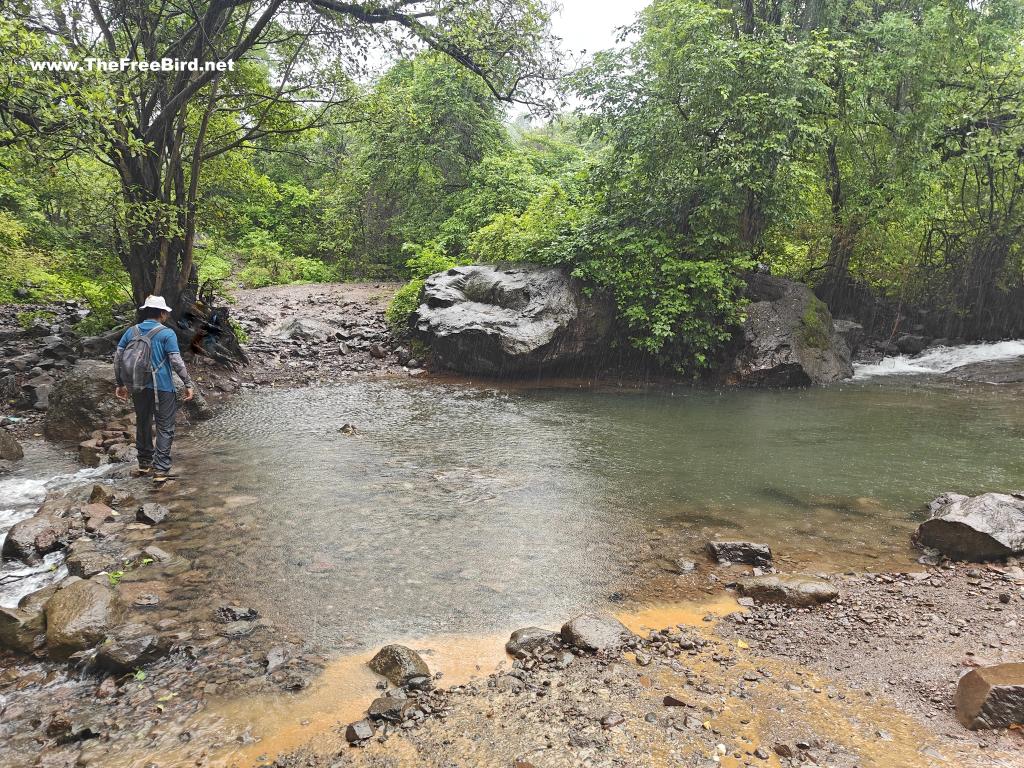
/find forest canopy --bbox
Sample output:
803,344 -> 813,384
2,0 -> 1024,369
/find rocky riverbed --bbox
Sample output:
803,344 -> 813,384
1,283 -> 1023,768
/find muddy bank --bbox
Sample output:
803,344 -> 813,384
261,564 -> 1022,768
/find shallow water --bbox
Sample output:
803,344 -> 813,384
166,366 -> 1024,652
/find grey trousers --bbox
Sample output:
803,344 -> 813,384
132,389 -> 177,472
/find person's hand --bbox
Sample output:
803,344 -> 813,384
115,385 -> 129,401
183,387 -> 195,402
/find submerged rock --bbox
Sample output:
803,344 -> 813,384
946,357 -> 1024,385
0,430 -> 23,461
43,360 -> 125,441
705,541 -> 773,567
727,274 -> 853,386
914,492 -> 1024,561
95,623 -> 169,672
136,503 -> 169,525
955,663 -> 1024,729
369,644 -> 431,686
411,264 -> 616,376
560,613 -> 633,653
737,574 -> 839,607
506,627 -> 558,659
45,579 -> 126,658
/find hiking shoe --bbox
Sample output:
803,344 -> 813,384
132,466 -> 153,477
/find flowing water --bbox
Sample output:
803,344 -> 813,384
159,343 -> 1024,653
0,440 -> 114,607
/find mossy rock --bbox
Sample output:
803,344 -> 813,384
801,296 -> 832,350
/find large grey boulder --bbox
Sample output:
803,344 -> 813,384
914,492 -> 1024,561
955,663 -> 1024,729
727,274 -> 853,387
45,579 -> 126,658
737,574 -> 839,607
411,264 -> 616,376
266,316 -> 338,342
43,359 -> 126,441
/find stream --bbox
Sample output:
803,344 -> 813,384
141,343 -> 1024,653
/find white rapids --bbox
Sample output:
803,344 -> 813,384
853,340 -> 1024,379
0,458 -> 115,607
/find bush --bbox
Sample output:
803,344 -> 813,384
385,279 -> 425,333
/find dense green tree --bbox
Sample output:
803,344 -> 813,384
1,1 -> 560,313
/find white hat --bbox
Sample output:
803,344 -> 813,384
139,295 -> 173,312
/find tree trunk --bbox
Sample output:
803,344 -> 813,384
114,151 -> 246,366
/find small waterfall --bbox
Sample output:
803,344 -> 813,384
853,340 -> 1024,379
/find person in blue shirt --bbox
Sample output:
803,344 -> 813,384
114,296 -> 195,478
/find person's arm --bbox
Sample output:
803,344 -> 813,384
162,330 -> 195,396
114,329 -> 130,399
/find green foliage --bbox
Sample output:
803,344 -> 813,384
801,297 -> 832,349
386,280 -> 426,333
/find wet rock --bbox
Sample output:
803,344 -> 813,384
88,484 -> 116,506
832,320 -> 864,354
367,696 -> 408,723
928,492 -> 969,516
560,613 -> 633,653
412,264 -> 616,376
79,327 -> 123,358
345,719 -> 375,743
267,316 -> 337,342
946,358 -> 1024,385
220,620 -> 258,638
897,334 -> 928,354
506,626 -> 558,659
2,514 -> 71,564
136,503 -> 169,525
81,502 -> 116,533
0,606 -> 46,654
45,579 -> 126,658
955,663 -> 1024,729
78,439 -> 106,467
265,646 -> 289,673
736,574 -> 839,607
706,541 -> 773,567
214,604 -> 259,623
142,545 -> 173,563
65,542 -> 117,579
95,622 -> 169,672
914,492 -> 1024,561
726,274 -> 853,387
369,644 -> 431,686
20,372 -> 55,410
43,359 -> 125,441
0,429 -> 23,461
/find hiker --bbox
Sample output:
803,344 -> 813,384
114,296 -> 195,479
